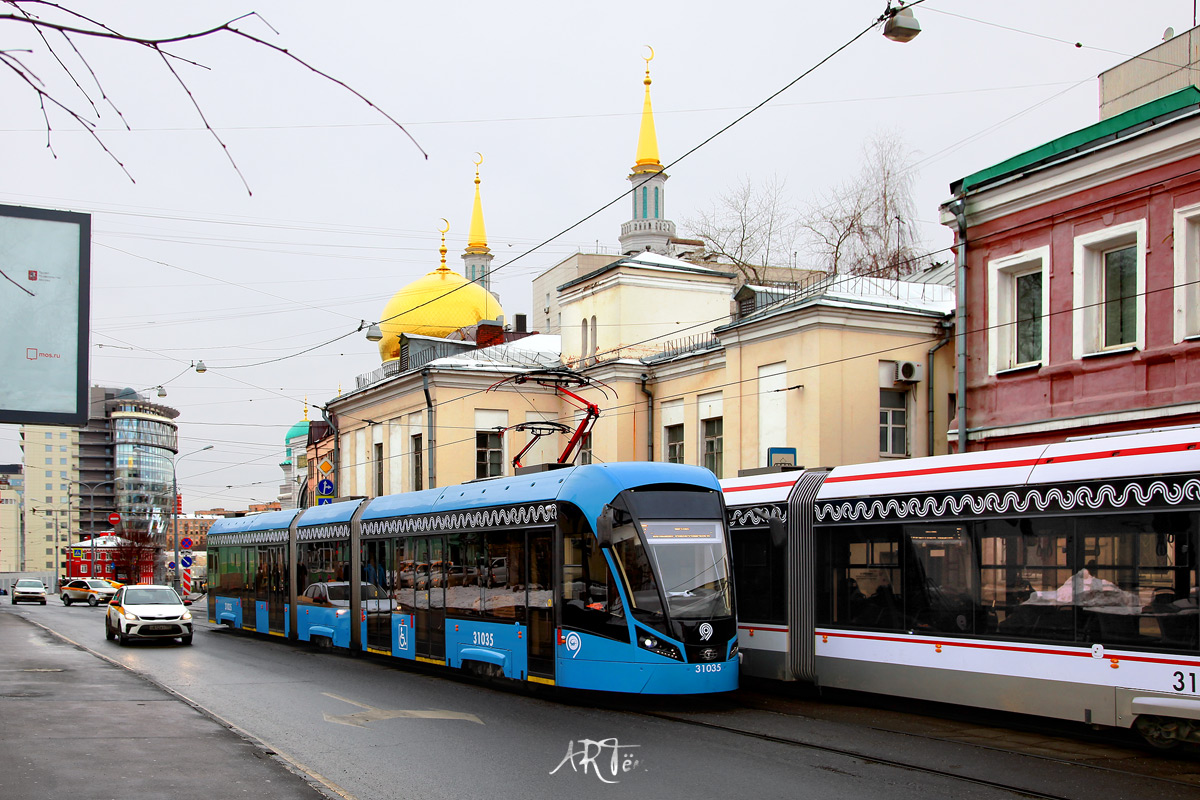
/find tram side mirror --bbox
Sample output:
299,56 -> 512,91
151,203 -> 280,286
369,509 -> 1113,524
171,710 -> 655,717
597,506 -> 615,549
768,516 -> 787,549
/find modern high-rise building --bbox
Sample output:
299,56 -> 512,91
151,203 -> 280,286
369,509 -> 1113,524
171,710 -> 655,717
20,385 -> 179,578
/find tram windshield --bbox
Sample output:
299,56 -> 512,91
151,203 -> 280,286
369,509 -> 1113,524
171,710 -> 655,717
609,518 -> 732,621
642,521 -> 732,619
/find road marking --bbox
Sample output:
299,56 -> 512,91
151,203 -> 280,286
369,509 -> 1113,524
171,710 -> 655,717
322,692 -> 483,727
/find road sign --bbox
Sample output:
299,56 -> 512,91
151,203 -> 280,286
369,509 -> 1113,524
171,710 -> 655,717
317,478 -> 334,495
318,459 -> 333,474
107,512 -> 121,525
317,497 -> 332,505
181,556 -> 193,568
180,537 -> 193,550
167,561 -> 176,570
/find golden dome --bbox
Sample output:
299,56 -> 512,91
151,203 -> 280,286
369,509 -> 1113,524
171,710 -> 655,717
377,224 -> 503,361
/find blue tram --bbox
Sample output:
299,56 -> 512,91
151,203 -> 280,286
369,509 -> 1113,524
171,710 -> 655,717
207,462 -> 737,694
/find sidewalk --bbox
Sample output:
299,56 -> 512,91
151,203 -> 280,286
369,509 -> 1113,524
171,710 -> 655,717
0,610 -> 329,800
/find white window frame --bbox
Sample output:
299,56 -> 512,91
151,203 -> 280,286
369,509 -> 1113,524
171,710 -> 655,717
1173,202 -> 1200,342
1072,219 -> 1146,359
987,246 -> 1049,374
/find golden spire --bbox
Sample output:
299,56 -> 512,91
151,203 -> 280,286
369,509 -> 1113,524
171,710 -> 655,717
303,397 -> 308,421
633,45 -> 663,174
437,218 -> 450,272
467,153 -> 488,250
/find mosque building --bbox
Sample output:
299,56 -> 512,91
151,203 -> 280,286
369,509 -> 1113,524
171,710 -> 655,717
314,52 -> 957,501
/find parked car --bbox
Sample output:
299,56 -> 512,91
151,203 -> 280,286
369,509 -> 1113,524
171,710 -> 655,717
61,578 -> 118,607
11,579 -> 47,605
105,584 -> 193,645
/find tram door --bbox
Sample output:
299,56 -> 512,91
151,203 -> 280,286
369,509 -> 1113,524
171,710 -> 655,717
363,538 -> 394,652
415,537 -> 446,661
242,546 -> 258,629
265,544 -> 287,634
527,530 -> 555,680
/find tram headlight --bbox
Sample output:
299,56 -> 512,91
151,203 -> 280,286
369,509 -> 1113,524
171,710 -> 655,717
729,641 -> 739,659
636,633 -> 682,661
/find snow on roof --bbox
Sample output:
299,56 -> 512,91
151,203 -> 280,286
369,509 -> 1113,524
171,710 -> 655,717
427,334 -> 562,372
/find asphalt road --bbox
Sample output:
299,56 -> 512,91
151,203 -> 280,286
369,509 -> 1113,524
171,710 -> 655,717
6,599 -> 1198,800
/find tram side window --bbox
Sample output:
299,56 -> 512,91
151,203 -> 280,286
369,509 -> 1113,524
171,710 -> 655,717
827,526 -> 904,630
905,524 -> 986,636
482,530 -> 526,622
395,538 -> 417,615
1076,512 -> 1197,650
731,525 -> 786,625
446,533 -> 483,617
297,540 -> 350,601
561,506 -> 630,643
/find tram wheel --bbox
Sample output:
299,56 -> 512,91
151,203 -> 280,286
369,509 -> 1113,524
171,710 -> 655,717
1135,715 -> 1181,749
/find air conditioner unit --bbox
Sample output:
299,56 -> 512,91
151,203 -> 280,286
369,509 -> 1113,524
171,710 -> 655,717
894,360 -> 923,383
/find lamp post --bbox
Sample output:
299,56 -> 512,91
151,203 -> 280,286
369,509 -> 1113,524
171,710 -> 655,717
172,445 -> 213,595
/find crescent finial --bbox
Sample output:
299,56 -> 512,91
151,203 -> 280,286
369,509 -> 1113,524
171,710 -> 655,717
644,44 -> 654,63
438,217 -> 450,234
473,152 -> 484,167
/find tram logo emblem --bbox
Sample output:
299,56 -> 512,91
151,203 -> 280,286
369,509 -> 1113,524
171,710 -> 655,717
564,631 -> 582,658
698,623 -> 713,641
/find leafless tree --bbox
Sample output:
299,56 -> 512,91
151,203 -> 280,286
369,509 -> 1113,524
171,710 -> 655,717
1,2 -> 426,191
685,174 -> 802,285
110,528 -> 157,584
799,130 -> 922,278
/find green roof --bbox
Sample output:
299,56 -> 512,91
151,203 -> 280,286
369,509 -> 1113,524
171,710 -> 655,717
284,419 -> 310,442
956,86 -> 1200,194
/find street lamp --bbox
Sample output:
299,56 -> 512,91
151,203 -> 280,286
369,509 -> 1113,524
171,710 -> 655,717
172,445 -> 213,595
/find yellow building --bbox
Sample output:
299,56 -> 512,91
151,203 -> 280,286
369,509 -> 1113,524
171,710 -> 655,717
324,55 -> 957,498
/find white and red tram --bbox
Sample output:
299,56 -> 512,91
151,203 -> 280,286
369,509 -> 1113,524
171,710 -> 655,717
722,426 -> 1200,748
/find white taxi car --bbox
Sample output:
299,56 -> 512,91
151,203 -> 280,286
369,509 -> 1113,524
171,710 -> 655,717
105,584 -> 193,645
61,578 -> 117,607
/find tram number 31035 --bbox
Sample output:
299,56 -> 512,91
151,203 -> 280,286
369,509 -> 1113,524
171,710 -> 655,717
694,664 -> 723,673
1172,671 -> 1198,693
473,631 -> 495,647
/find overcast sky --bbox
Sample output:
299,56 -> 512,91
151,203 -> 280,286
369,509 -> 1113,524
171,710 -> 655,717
0,1 -> 1193,510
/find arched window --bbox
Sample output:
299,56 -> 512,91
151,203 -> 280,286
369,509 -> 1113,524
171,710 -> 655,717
654,186 -> 660,219
641,186 -> 648,219
581,319 -> 589,364
590,315 -> 598,360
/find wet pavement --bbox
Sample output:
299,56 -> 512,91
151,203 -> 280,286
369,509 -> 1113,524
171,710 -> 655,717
0,610 -> 330,800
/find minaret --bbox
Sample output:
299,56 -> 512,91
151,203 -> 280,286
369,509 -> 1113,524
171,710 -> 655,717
461,152 -> 496,297
618,47 -> 676,256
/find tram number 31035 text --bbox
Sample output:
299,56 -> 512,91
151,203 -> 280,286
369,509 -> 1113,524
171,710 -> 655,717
1172,671 -> 1197,693
472,631 -> 495,647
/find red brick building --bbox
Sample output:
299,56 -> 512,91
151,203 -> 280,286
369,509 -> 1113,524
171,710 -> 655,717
942,87 -> 1200,449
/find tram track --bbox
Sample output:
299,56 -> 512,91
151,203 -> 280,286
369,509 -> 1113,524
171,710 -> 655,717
634,704 -> 1200,800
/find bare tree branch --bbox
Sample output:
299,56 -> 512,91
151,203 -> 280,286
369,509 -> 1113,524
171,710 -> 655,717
2,3 -> 427,191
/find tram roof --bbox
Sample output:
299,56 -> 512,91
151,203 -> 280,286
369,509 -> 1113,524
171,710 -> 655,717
719,426 -> 1200,504
295,498 -> 362,527
245,508 -> 301,532
361,461 -> 721,523
818,426 -> 1200,500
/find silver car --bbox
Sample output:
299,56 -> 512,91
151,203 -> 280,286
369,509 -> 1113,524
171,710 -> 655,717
11,579 -> 47,605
